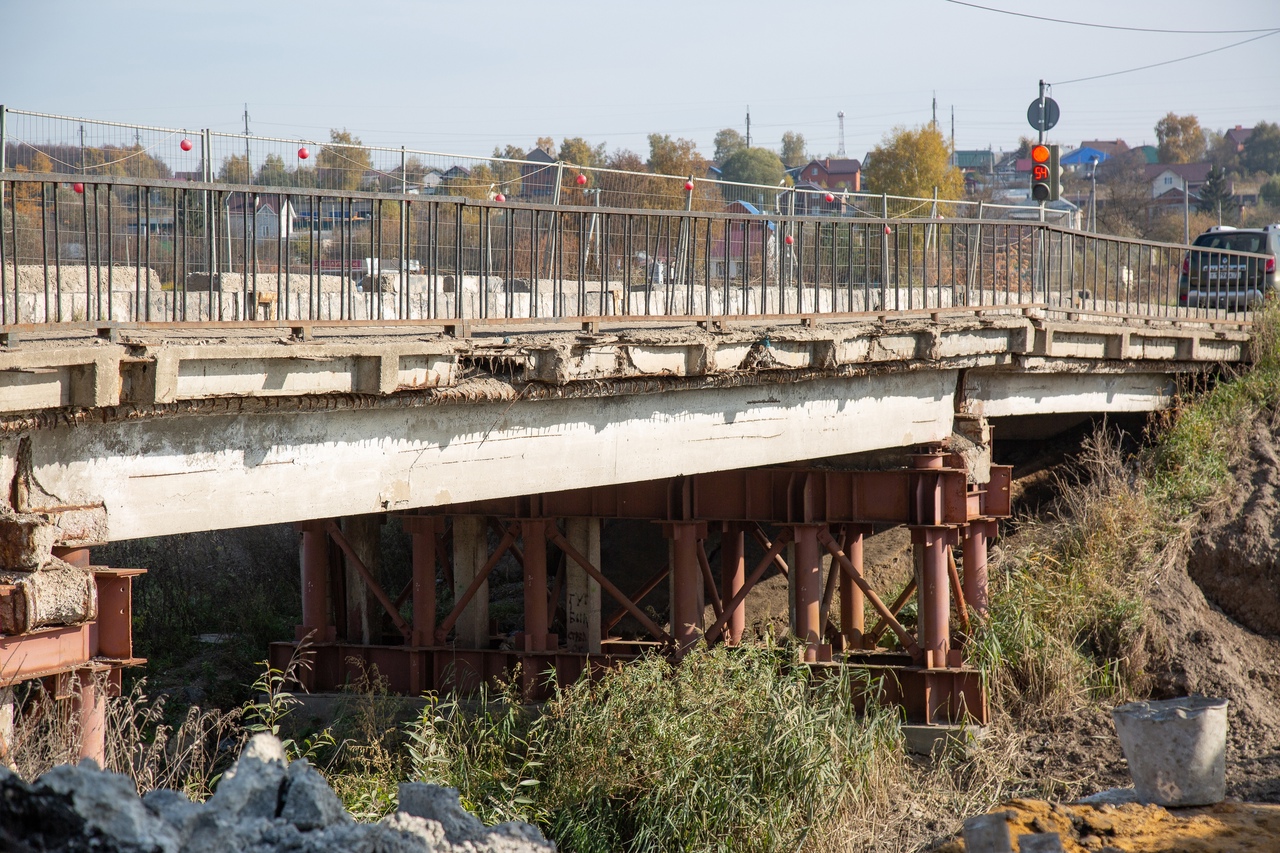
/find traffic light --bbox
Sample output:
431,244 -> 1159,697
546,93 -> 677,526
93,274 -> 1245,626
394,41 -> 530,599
1030,144 -> 1051,202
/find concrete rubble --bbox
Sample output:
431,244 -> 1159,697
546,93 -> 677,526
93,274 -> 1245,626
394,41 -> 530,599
0,733 -> 556,852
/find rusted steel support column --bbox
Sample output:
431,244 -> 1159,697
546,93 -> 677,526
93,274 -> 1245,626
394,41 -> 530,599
73,669 -> 105,765
341,515 -> 382,644
665,522 -> 707,655
295,521 -> 335,642
402,516 -> 443,646
521,520 -> 550,652
913,527 -> 955,669
451,515 -> 490,649
963,521 -> 993,618
51,547 -> 91,568
840,527 -> 866,651
564,518 -> 601,654
719,523 -> 746,645
791,525 -> 827,662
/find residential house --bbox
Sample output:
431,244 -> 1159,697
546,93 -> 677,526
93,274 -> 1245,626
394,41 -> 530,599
441,165 -> 472,181
226,193 -> 296,240
1225,125 -> 1253,153
1060,145 -> 1111,173
520,147 -> 558,198
1144,162 -> 1212,199
796,158 -> 861,193
953,149 -> 996,192
709,200 -> 776,280
786,182 -> 847,216
1079,139 -> 1129,159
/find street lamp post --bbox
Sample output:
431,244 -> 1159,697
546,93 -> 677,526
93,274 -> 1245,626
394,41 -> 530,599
1087,156 -> 1099,233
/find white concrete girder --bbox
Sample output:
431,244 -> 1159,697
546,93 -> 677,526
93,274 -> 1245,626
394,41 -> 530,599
12,370 -> 959,542
962,370 -> 1175,418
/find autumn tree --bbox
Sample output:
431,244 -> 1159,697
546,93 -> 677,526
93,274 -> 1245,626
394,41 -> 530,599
318,129 -> 371,191
218,153 -> 251,184
862,124 -> 963,200
1205,130 -> 1242,176
720,147 -> 786,187
1155,113 -> 1205,164
780,131 -> 807,168
1260,175 -> 1280,207
713,128 -> 746,163
1094,149 -> 1151,237
535,137 -> 555,156
647,134 -> 706,177
490,145 -> 526,195
558,137 -> 607,169
1243,121 -> 1280,175
256,153 -> 292,187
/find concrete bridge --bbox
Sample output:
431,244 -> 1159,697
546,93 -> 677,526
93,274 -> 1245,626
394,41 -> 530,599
0,171 -> 1260,759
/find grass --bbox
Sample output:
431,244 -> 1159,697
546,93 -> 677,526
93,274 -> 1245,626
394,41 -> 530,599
972,302 -> 1280,718
406,642 -> 966,853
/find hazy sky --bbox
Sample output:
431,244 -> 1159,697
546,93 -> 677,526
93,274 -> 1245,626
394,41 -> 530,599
3,0 -> 1279,163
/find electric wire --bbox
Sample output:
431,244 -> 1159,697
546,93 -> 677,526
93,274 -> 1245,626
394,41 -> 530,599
943,0 -> 1280,35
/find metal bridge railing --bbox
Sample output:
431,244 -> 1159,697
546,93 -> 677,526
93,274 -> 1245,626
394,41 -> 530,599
0,173 -> 1269,328
1,105 -> 1073,225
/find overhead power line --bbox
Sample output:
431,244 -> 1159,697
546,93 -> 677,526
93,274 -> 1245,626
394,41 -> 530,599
942,0 -> 1280,34
1055,29 -> 1280,85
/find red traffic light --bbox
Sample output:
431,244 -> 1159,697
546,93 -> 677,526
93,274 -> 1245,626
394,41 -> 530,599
1032,164 -> 1050,181
1031,144 -> 1050,164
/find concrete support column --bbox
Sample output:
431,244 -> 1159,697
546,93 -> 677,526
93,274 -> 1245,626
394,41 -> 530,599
296,522 -> 335,642
403,516 -> 444,646
521,520 -> 550,652
719,523 -> 746,645
73,670 -> 105,766
840,527 -> 865,651
914,528 -> 952,669
451,515 -> 490,649
665,522 -> 706,655
963,522 -> 991,618
565,518 -> 601,654
0,687 -> 14,772
341,515 -> 382,645
791,525 -> 825,663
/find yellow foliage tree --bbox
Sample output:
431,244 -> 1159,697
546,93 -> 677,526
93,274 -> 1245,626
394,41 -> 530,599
862,124 -> 963,200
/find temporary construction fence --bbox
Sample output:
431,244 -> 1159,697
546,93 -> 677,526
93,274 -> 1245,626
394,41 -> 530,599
1,105 -> 1074,227
1,172 -> 1268,329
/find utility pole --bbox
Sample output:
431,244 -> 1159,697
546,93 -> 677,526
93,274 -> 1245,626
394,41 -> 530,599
837,111 -> 846,157
243,104 -> 251,185
931,92 -> 937,128
950,106 -> 956,167
745,106 -> 751,148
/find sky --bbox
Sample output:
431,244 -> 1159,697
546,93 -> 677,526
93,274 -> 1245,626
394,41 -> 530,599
3,0 -> 1279,166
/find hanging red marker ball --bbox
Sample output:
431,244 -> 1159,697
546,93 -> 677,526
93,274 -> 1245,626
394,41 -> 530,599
884,224 -> 892,235
784,234 -> 794,245
684,180 -> 694,191
825,193 -> 834,203
494,193 -> 506,203
73,182 -> 84,194
576,173 -> 587,186
297,147 -> 310,160
180,138 -> 193,152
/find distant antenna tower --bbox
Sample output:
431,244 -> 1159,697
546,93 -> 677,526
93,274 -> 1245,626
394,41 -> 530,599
837,111 -> 846,157
745,105 -> 751,148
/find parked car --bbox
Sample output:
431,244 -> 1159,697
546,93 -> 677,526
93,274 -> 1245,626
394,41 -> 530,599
1178,224 -> 1279,309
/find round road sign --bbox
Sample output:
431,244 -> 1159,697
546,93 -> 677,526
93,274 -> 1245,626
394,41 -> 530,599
1027,97 -> 1060,133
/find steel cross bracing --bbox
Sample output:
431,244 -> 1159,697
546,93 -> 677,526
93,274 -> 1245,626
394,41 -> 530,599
268,455 -> 1012,727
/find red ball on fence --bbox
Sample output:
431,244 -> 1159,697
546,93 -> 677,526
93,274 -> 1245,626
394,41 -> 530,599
684,181 -> 695,191
494,193 -> 506,203
784,234 -> 794,245
180,138 -> 193,152
883,224 -> 892,235
298,147 -> 310,160
825,193 -> 834,203
73,182 -> 84,194
576,173 -> 588,186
